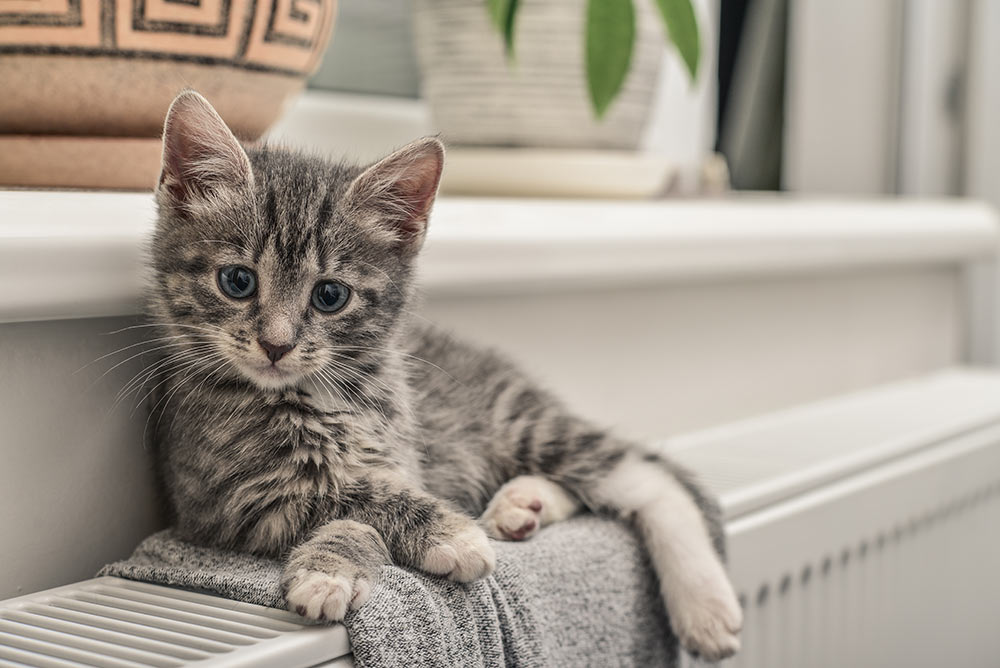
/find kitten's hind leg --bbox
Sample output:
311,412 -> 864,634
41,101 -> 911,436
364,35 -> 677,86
590,451 -> 743,661
479,475 -> 581,541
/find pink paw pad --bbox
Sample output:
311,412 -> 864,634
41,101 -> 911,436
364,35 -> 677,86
481,476 -> 581,542
505,517 -> 538,540
490,494 -> 545,541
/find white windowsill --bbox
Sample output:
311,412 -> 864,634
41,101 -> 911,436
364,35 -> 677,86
0,189 -> 996,323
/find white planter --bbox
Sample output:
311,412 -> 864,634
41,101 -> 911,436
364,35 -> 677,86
413,0 -> 664,149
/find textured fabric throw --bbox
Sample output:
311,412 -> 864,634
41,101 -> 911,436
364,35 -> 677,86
101,515 -> 677,667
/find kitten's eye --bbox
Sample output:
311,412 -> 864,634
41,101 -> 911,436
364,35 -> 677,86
312,281 -> 351,313
218,265 -> 257,299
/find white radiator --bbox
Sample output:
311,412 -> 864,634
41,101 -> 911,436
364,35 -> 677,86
2,370 -> 999,667
671,368 -> 1000,668
0,577 -> 353,667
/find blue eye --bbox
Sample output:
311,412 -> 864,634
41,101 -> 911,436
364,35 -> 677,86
312,281 -> 351,313
218,265 -> 257,299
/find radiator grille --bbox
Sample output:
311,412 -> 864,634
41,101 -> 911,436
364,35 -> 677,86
672,370 -> 1000,668
0,578 -> 351,668
718,483 -> 1000,668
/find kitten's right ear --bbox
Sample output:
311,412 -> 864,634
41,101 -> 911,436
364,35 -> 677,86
157,90 -> 253,210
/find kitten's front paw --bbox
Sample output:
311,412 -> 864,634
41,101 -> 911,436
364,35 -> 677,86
669,581 -> 743,661
280,519 -> 388,622
421,523 -> 496,582
284,569 -> 373,622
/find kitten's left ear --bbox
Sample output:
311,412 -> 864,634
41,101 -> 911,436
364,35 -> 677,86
342,137 -> 445,255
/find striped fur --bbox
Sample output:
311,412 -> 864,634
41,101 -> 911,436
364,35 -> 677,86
145,91 -> 741,660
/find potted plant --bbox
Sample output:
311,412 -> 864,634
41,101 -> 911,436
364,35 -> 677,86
413,0 -> 700,150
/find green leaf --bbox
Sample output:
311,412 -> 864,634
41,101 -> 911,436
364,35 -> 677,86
586,0 -> 636,118
503,0 -> 519,54
653,0 -> 700,81
486,0 -> 506,29
485,0 -> 519,56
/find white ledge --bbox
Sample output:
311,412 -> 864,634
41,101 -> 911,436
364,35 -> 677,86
420,197 -> 999,292
0,190 -> 997,323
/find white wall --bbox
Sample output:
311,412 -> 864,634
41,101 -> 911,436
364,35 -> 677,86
896,0 -> 967,196
783,0 -> 1000,202
0,317 -> 162,599
964,0 -> 1000,208
783,0 -> 904,194
423,266 -> 962,440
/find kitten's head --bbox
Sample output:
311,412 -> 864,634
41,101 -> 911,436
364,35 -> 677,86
149,90 -> 443,391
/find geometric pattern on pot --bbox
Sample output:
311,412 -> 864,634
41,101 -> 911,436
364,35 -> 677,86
0,0 -> 335,74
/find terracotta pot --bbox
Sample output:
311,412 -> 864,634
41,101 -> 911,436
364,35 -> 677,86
413,0 -> 663,150
0,0 -> 338,139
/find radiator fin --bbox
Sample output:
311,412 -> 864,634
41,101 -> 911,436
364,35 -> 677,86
698,483 -> 1000,668
0,577 -> 352,667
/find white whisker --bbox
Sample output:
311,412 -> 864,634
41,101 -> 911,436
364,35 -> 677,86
112,344 -> 211,411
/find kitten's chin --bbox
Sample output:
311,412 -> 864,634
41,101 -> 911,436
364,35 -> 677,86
241,364 -> 303,391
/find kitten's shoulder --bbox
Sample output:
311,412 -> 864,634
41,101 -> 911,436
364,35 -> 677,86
405,319 -> 488,365
402,318 -> 526,390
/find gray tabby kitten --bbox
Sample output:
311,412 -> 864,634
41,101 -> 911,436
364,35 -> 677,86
148,91 -> 742,661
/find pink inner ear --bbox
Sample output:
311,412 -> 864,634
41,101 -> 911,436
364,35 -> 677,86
159,92 -> 251,205
347,139 -> 444,251
390,154 -> 444,240
160,123 -> 203,200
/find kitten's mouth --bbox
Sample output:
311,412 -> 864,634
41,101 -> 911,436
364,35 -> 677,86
243,361 -> 300,389
257,362 -> 295,378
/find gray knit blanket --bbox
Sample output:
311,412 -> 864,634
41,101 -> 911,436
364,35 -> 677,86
100,515 -> 677,667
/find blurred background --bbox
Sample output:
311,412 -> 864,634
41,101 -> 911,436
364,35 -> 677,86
281,0 -> 1000,205
3,0 -> 997,202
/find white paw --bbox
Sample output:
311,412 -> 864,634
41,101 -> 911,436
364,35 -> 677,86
480,476 -> 580,541
668,580 -> 743,661
421,523 -> 496,582
481,492 -> 543,541
285,569 -> 372,622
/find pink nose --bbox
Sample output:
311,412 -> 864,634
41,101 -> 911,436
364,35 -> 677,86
258,339 -> 295,363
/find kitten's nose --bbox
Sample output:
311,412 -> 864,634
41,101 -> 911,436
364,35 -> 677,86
258,339 -> 295,364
